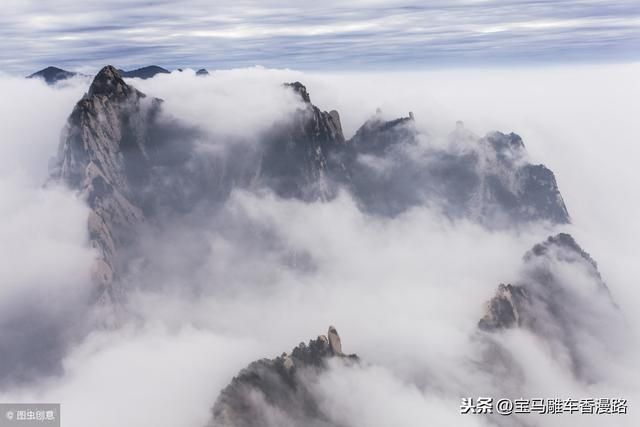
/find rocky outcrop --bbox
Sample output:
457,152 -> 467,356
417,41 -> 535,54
478,283 -> 528,330
27,66 -> 77,84
474,131 -> 569,224
50,74 -> 354,301
51,71 -> 574,302
341,112 -> 422,215
196,68 -> 210,76
259,90 -> 569,227
479,233 -> 622,381
259,82 -> 348,199
51,65 -> 164,303
344,116 -> 569,224
479,233 -> 611,331
210,326 -> 357,427
349,111 -> 416,156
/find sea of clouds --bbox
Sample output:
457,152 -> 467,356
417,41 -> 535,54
0,63 -> 638,426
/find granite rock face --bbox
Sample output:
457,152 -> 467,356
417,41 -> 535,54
50,74 -> 354,301
475,131 -> 569,224
479,233 -> 623,381
342,112 -> 424,215
260,85 -> 569,226
259,82 -> 348,199
478,284 -> 528,330
51,72 -> 573,302
349,112 -> 416,156
210,326 -> 357,427
479,233 -> 611,330
51,65 -> 164,303
342,116 -> 569,224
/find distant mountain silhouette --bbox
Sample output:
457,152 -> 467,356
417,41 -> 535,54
118,65 -> 170,79
27,66 -> 77,84
27,65 -> 214,83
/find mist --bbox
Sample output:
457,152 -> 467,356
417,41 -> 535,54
0,74 -> 96,384
0,63 -> 638,426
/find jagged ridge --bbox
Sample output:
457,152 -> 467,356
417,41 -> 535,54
210,326 -> 357,427
479,233 -> 622,381
52,71 -> 572,303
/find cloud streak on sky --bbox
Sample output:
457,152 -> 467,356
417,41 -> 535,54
1,0 -> 639,73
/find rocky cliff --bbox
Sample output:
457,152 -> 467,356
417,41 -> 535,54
344,115 -> 569,223
479,233 -> 623,381
260,82 -> 347,199
51,69 -> 572,302
210,326 -> 357,427
51,65 -> 164,303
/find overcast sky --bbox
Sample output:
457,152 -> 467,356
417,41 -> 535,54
1,0 -> 639,74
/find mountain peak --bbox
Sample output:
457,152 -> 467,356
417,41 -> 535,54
350,112 -> 417,155
284,81 -> 311,103
88,65 -> 135,98
27,66 -> 76,84
119,65 -> 170,79
479,232 -> 621,381
525,232 -> 599,272
210,326 -> 357,426
56,65 -> 160,303
485,131 -> 526,156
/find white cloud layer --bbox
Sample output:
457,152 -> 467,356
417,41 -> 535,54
0,63 -> 639,426
0,75 -> 95,384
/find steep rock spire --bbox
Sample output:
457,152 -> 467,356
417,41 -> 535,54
479,233 -> 622,381
52,66 -> 162,305
87,65 -> 137,98
210,326 -> 357,427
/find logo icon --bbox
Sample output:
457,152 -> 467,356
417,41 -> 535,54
5,410 -> 14,420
